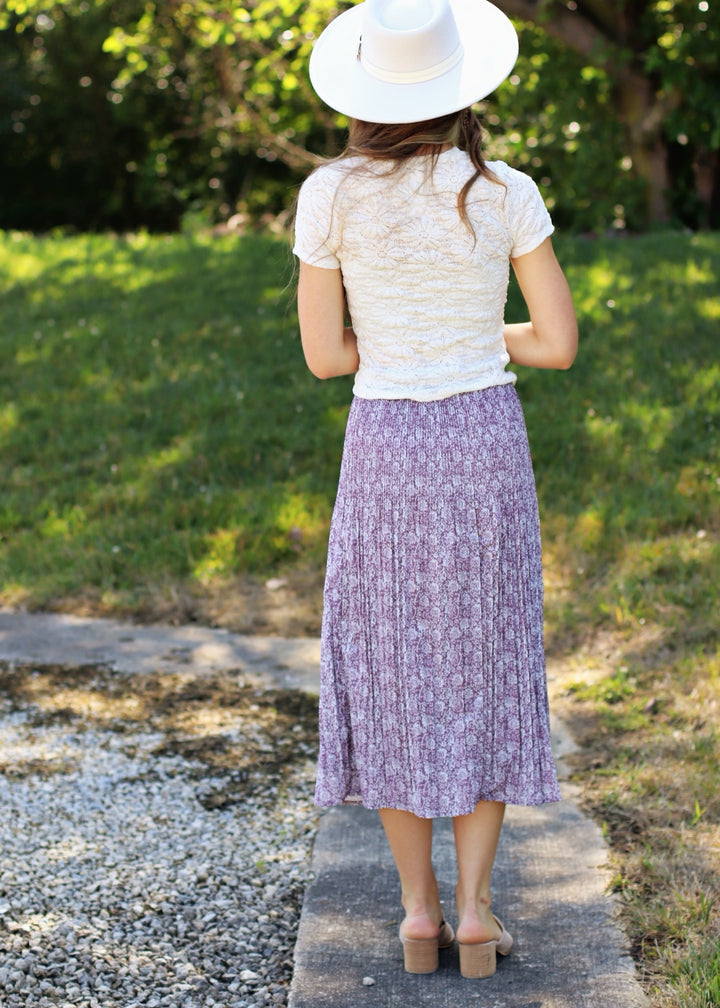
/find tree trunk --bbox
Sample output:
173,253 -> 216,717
495,0 -> 672,225
695,149 -> 720,229
615,72 -> 670,225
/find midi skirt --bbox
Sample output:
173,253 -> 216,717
315,384 -> 560,818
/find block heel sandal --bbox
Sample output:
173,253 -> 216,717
458,916 -> 513,979
400,920 -> 455,974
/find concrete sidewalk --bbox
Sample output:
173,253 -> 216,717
0,607 -> 650,1007
0,606 -> 321,693
289,794 -> 649,1008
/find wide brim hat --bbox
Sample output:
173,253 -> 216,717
309,0 -> 519,124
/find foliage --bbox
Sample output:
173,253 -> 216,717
0,1 -> 718,230
481,25 -> 648,233
101,0 -> 342,167
645,0 -> 720,226
497,0 -> 720,227
0,0 -> 344,230
0,0 -> 207,230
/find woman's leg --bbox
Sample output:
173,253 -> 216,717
453,800 -> 506,944
378,808 -> 444,940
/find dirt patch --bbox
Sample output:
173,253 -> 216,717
546,627 -> 720,994
192,567 -> 325,637
0,662 -> 319,809
41,566 -> 326,638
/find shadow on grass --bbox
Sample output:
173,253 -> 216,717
509,234 -> 720,661
0,230 -> 718,642
0,230 -> 353,610
516,234 -> 719,538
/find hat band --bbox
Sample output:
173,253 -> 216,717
360,40 -> 463,85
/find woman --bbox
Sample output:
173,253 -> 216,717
293,0 -> 577,980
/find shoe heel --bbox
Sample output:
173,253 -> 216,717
458,939 -> 497,978
401,936 -> 440,974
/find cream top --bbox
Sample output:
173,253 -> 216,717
293,148 -> 553,401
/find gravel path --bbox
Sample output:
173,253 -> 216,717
0,662 -> 319,1008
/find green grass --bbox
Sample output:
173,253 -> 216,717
1,227 -> 719,1004
0,229 -> 354,615
516,234 -> 719,641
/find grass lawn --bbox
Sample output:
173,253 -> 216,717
1,227 -> 719,1005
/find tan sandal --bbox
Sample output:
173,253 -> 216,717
400,919 -> 455,974
458,916 -> 513,979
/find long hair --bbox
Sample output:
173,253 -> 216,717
339,107 -> 501,231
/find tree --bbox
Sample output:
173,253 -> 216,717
493,0 -> 720,227
100,0 -> 342,170
473,22 -> 648,232
0,0 -> 221,229
0,0 -> 346,227
1,0 -> 717,230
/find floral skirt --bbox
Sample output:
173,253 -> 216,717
314,385 -> 560,818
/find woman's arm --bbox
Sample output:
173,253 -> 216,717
504,237 -> 578,369
297,261 -> 359,379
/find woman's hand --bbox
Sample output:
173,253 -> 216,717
297,261 -> 359,379
504,237 -> 578,369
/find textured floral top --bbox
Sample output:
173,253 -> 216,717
293,148 -> 554,402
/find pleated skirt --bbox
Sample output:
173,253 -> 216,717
315,384 -> 560,818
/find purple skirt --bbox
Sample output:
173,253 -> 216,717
315,385 -> 560,818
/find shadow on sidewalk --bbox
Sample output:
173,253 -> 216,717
289,794 -> 650,1008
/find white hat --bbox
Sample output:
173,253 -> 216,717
308,0 -> 519,124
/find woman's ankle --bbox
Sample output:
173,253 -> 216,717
455,893 -> 502,944
397,911 -> 443,939
399,904 -> 445,941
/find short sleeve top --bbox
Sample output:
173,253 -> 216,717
293,148 -> 553,401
